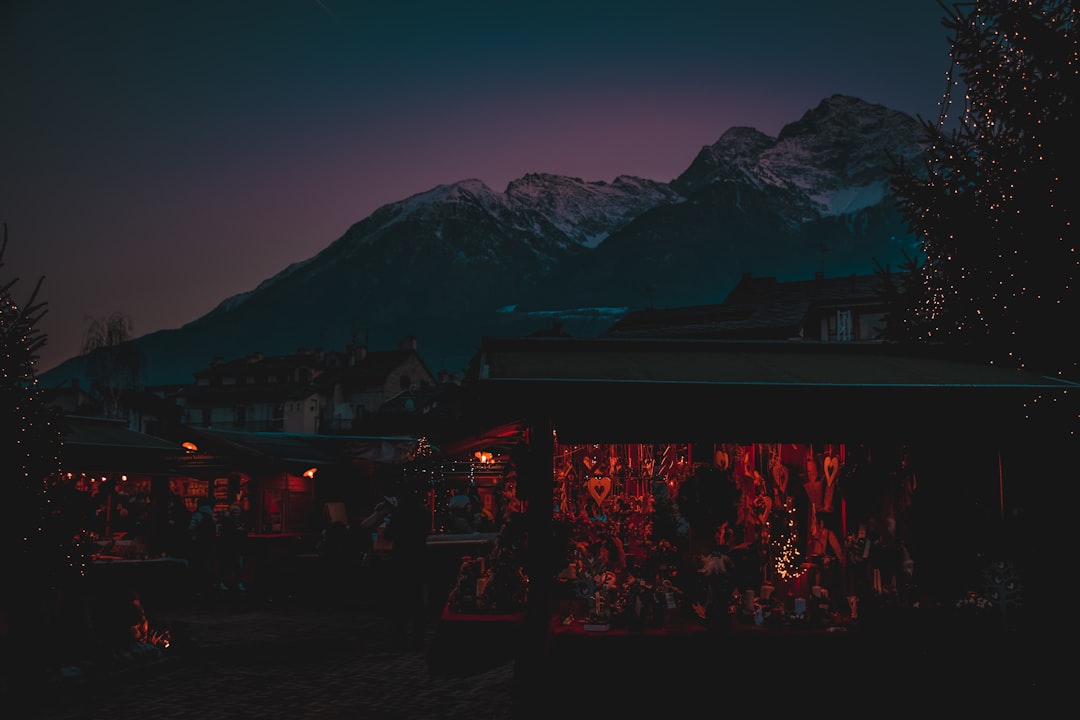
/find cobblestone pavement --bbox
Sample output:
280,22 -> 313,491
19,594 -> 517,720
7,580 -> 1049,720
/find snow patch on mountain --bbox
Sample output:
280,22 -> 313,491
675,94 -> 925,218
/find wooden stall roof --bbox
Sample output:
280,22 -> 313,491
472,337 -> 1077,443
59,415 -> 186,474
177,428 -> 425,475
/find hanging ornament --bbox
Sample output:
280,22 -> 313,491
587,475 -> 612,506
652,444 -> 669,479
772,463 -> 789,496
823,455 -> 840,485
742,446 -> 754,476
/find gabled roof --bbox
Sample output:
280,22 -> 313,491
192,351 -> 321,380
317,349 -> 431,391
607,271 -> 896,339
180,384 -> 318,404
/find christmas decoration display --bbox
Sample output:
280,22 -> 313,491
447,514 -> 530,614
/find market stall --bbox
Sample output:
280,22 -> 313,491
464,336 -> 1073,708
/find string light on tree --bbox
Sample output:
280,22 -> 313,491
890,0 -> 1078,433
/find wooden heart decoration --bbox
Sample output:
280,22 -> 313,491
742,450 -> 754,476
715,450 -> 729,470
587,476 -> 612,506
823,456 -> 840,485
772,463 -> 789,494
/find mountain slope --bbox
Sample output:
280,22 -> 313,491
40,94 -> 926,387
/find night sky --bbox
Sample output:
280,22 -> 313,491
1,1 -> 953,375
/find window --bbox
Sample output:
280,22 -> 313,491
837,310 -> 853,342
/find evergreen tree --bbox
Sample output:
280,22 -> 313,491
0,225 -> 74,689
890,1 -> 1078,381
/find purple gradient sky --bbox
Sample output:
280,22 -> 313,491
1,1 -> 953,376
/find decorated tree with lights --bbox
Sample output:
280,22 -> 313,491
768,497 -> 804,581
889,1 -> 1078,382
0,226 -> 72,686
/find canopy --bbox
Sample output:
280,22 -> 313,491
472,337 -> 1077,443
59,416 -> 186,475
175,428 -> 425,476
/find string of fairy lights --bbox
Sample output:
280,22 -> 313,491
904,1 -> 1077,436
2,261 -> 82,578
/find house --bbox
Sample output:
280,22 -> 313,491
177,337 -> 437,435
606,270 -> 898,342
39,377 -> 97,415
316,336 -> 438,433
42,378 -> 185,437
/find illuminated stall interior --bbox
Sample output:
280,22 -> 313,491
465,335 -> 1074,634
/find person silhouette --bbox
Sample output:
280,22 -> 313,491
362,479 -> 431,647
186,496 -> 218,595
218,490 -> 248,591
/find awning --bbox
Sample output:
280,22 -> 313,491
473,337 -> 1077,442
176,428 -> 425,475
438,420 -> 528,459
59,416 -> 186,475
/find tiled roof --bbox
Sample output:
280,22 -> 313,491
607,272 -> 896,339
317,349 -> 418,388
188,429 -> 423,467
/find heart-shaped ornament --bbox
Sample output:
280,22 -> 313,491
715,450 -> 729,470
824,456 -> 840,485
587,476 -> 612,506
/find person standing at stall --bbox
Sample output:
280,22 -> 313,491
218,490 -> 248,591
362,478 -> 431,648
187,496 -> 218,596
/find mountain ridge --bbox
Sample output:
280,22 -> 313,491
40,94 -> 926,388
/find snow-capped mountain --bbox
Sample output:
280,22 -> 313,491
40,94 -> 928,387
674,94 -> 925,216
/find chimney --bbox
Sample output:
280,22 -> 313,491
398,335 -> 418,351
348,344 -> 367,365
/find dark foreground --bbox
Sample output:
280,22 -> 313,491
9,593 -> 1049,720
2,548 -> 1050,720
11,590 -> 516,720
